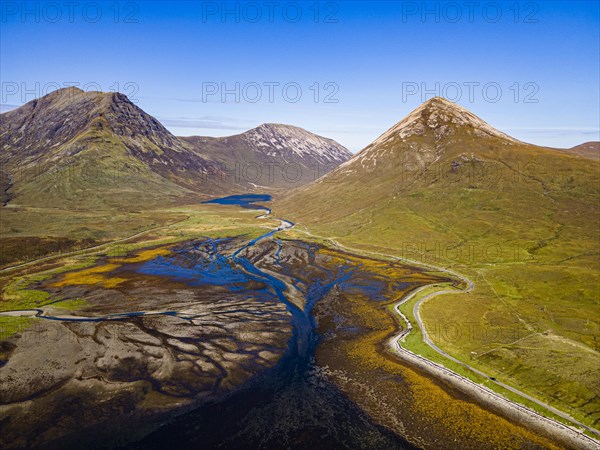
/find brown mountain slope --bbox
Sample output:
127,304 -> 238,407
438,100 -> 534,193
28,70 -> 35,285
181,123 -> 351,189
0,88 -> 352,209
565,141 -> 600,160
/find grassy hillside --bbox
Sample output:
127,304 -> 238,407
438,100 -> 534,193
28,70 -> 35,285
6,127 -> 193,210
274,99 -> 600,428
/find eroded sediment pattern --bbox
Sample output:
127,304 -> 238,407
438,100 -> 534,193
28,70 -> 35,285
0,237 -> 296,448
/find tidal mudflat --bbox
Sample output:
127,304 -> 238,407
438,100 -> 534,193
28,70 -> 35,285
0,229 -> 427,449
312,250 -> 563,449
0,238 -> 293,448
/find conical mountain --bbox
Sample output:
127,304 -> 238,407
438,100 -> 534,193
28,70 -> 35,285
331,96 -> 525,183
275,99 -> 600,433
369,96 -> 520,148
275,97 -> 599,255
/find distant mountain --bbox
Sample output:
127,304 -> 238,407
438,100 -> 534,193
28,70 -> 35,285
563,141 -> 599,160
180,123 -> 351,188
0,88 -> 350,209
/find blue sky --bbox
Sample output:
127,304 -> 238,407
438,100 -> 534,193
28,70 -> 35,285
1,1 -> 599,151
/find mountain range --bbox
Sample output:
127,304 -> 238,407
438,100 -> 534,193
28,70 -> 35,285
3,89 -> 597,212
0,87 -> 351,209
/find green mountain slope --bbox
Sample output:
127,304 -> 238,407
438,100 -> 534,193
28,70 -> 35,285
275,97 -> 600,427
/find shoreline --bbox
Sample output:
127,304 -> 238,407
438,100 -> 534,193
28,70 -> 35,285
387,337 -> 599,449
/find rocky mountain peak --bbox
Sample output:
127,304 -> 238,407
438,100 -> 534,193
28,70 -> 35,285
240,123 -> 352,163
371,97 -> 520,147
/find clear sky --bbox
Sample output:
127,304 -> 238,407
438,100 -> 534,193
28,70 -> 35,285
1,0 -> 599,151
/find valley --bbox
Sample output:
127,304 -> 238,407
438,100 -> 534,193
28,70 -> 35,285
0,197 -> 586,449
3,3 -> 598,448
1,91 -> 598,449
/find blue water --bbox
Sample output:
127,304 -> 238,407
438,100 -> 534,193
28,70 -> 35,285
202,194 -> 295,257
127,232 -> 414,449
138,241 -> 253,291
202,194 -> 273,213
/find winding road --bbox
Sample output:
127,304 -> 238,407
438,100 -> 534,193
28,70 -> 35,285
292,227 -> 600,448
0,308 -> 197,322
390,283 -> 600,444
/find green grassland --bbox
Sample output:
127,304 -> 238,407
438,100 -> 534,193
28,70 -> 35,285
4,127 -> 192,211
387,282 -> 598,434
